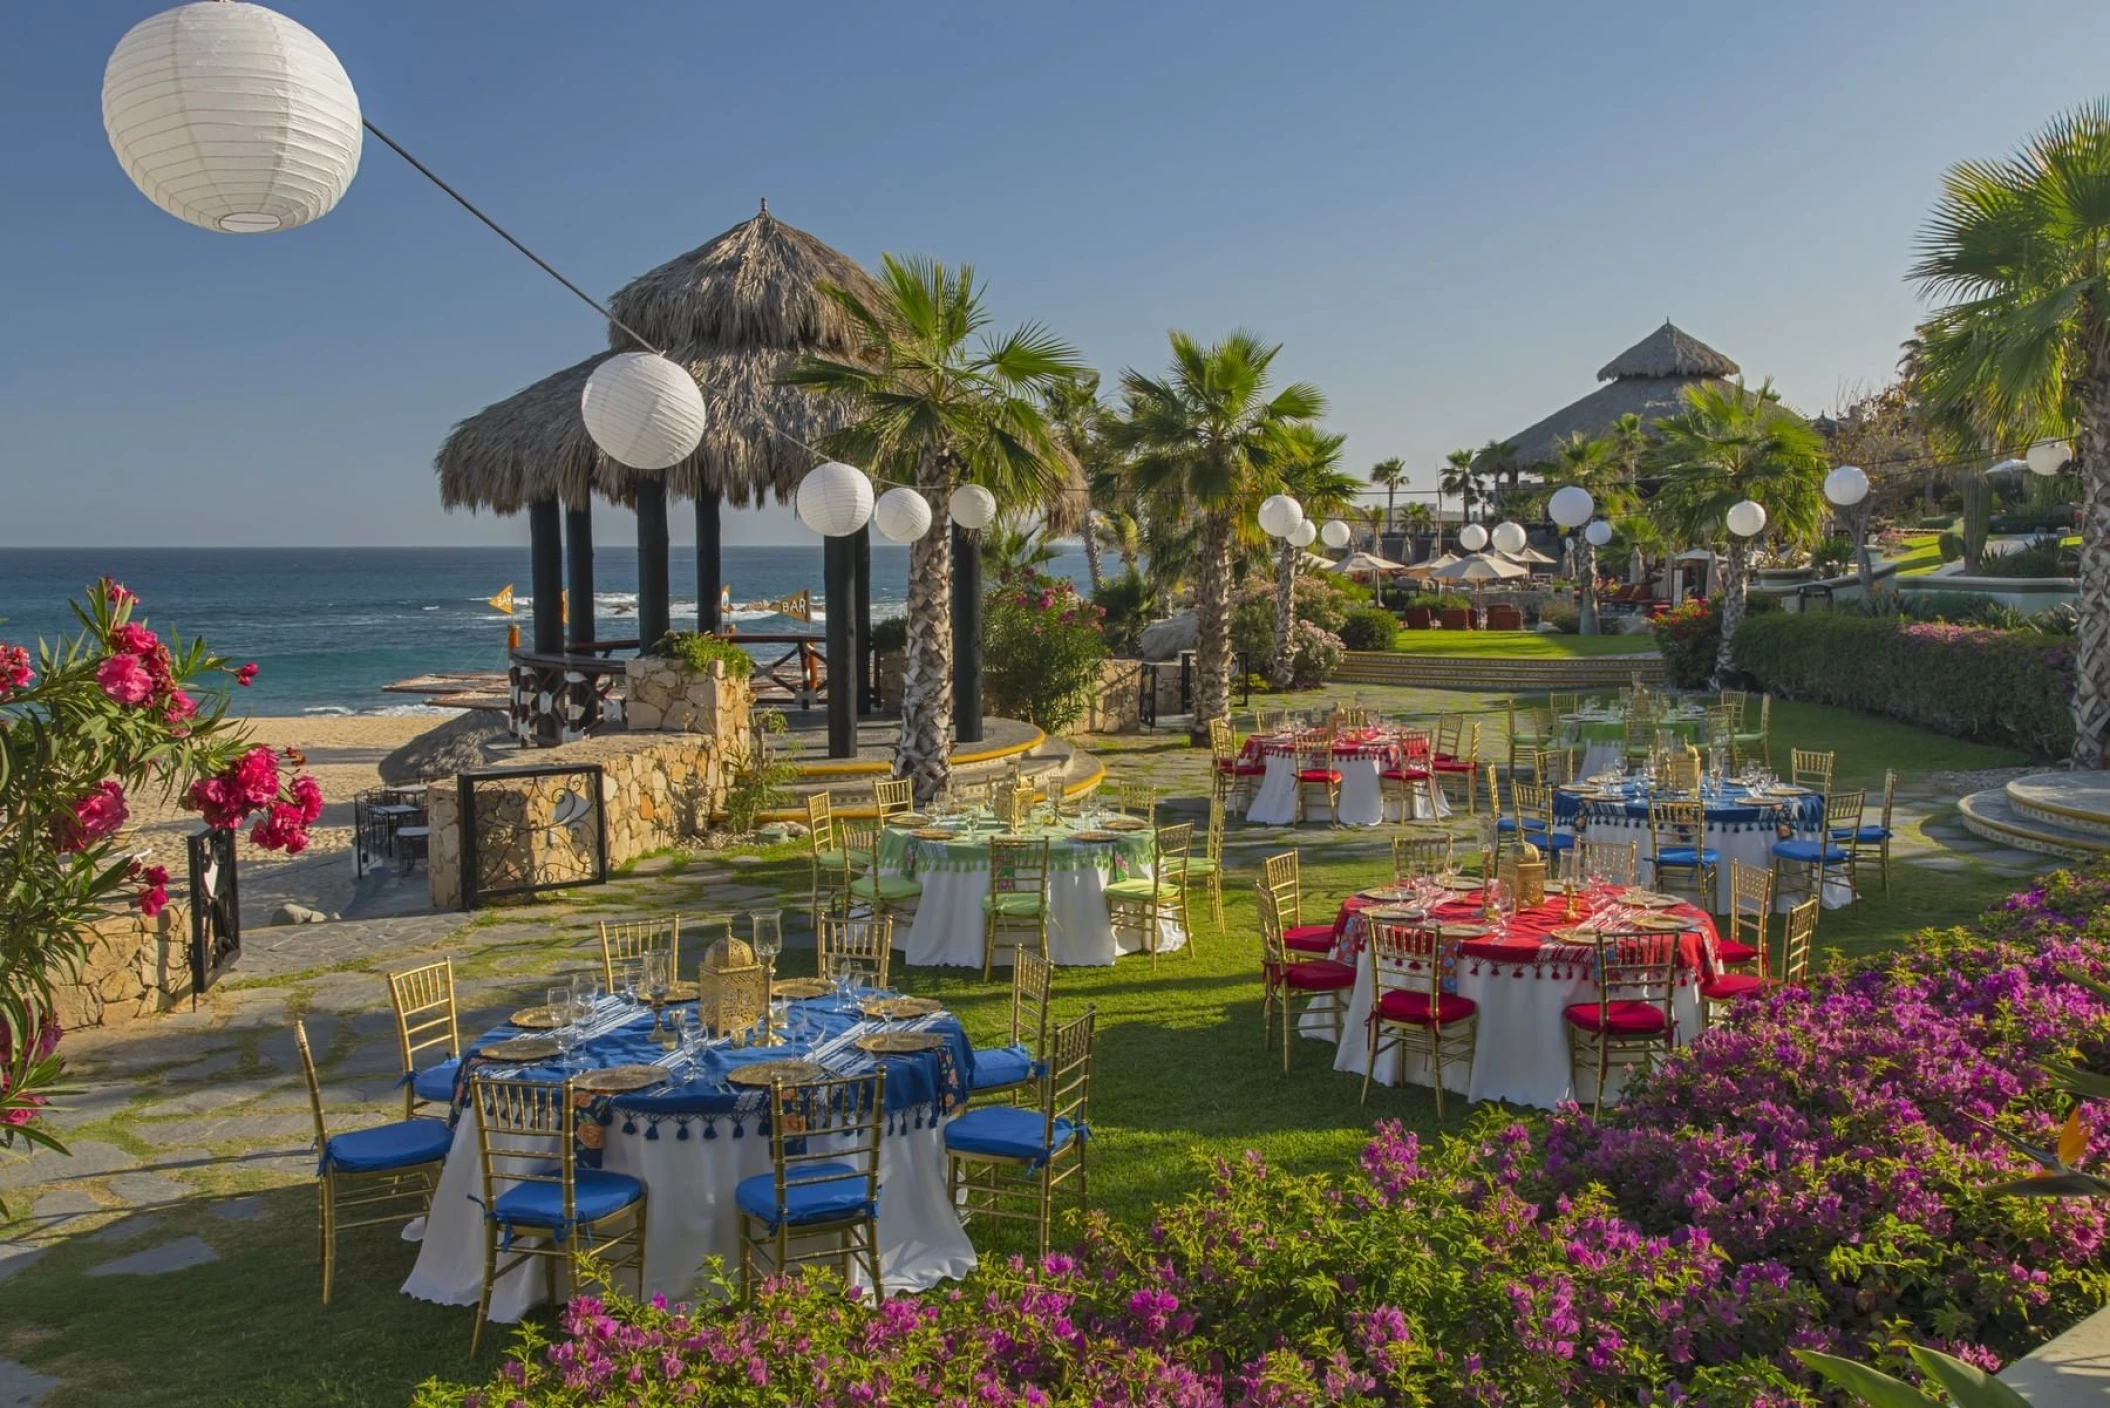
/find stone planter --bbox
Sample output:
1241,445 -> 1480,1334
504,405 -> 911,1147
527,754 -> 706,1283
622,656 -> 752,735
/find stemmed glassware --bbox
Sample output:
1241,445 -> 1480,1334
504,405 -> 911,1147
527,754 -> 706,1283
615,959 -> 640,1012
750,909 -> 784,1045
643,951 -> 673,1048
549,981 -> 580,1070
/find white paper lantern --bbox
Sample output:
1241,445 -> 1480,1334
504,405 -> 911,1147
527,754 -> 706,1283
103,3 -> 362,234
2026,440 -> 2073,476
949,483 -> 998,531
1725,499 -> 1768,538
1823,465 -> 1869,507
1584,519 -> 1614,547
872,487 -> 933,544
1458,523 -> 1489,552
1547,485 -> 1594,529
1490,521 -> 1528,556
581,352 -> 706,470
1287,519 -> 1319,548
796,461 -> 874,537
1257,494 -> 1303,538
1319,518 -> 1352,549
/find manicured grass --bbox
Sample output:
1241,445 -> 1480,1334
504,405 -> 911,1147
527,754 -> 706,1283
1385,629 -> 1657,658
1890,532 -> 1947,575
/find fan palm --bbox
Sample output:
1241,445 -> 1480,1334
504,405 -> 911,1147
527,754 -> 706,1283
1439,448 -> 1483,525
1648,380 -> 1828,685
1113,331 -> 1324,727
1911,100 -> 2110,765
1368,456 -> 1406,534
785,255 -> 1083,800
1043,372 -> 1118,593
1549,433 -> 1626,633
1268,425 -> 1358,686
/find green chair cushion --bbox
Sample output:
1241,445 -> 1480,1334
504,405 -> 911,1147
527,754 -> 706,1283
813,847 -> 873,870
848,875 -> 921,901
1169,857 -> 1219,878
1102,879 -> 1181,903
981,892 -> 1047,917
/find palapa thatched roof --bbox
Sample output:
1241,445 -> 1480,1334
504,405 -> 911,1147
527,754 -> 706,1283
1501,321 -> 1741,467
435,204 -> 885,514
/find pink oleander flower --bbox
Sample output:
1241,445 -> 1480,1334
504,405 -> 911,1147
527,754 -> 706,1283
290,774 -> 325,825
96,653 -> 154,706
55,780 -> 129,852
186,775 -> 247,830
107,623 -> 159,657
231,746 -> 279,808
98,578 -> 137,608
249,801 -> 310,855
134,863 -> 171,918
0,643 -> 31,696
163,689 -> 196,725
234,662 -> 258,687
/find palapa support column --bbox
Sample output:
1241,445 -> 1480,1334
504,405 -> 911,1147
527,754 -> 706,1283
854,524 -> 873,717
565,502 -> 596,647
635,477 -> 671,649
528,498 -> 564,656
824,533 -> 858,758
695,489 -> 722,635
952,523 -> 983,746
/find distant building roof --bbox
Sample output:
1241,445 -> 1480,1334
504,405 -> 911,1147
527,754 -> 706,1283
1502,321 -> 1742,467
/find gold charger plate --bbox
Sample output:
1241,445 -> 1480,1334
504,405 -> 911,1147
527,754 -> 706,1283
855,1031 -> 944,1055
1433,875 -> 1484,891
1357,885 -> 1416,902
1072,829 -> 1122,843
508,1005 -> 563,1030
482,1035 -> 559,1062
773,978 -> 833,1000
862,996 -> 943,1021
1629,914 -> 1690,933
727,1058 -> 828,1089
886,812 -> 930,827
1622,890 -> 1682,908
1363,903 -> 1428,921
910,827 -> 956,841
1438,922 -> 1491,938
574,1064 -> 668,1094
1103,817 -> 1149,832
1548,926 -> 1608,944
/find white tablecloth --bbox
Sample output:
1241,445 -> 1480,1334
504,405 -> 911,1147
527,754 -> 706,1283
1246,743 -> 1445,828
892,859 -> 1183,967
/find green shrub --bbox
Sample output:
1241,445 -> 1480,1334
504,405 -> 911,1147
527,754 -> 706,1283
868,616 -> 908,653
1991,504 -> 2079,535
1938,529 -> 1964,563
1733,611 -> 2073,757
1648,598 -> 1719,688
1808,538 -> 1853,576
1972,538 -> 2072,580
647,631 -> 754,678
980,575 -> 1107,733
1090,570 -> 1160,657
1539,601 -> 1580,634
1338,607 -> 1400,651
1916,515 -> 1955,530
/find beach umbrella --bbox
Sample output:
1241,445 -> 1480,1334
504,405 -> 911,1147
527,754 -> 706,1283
1401,551 -> 1459,578
1429,552 -> 1530,583
1499,544 -> 1559,568
1331,550 -> 1409,576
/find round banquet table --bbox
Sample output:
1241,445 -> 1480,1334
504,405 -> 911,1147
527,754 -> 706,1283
1241,730 -> 1450,827
404,993 -> 976,1321
1315,890 -> 1717,1109
1551,780 -> 1847,911
1560,706 -> 1706,779
875,817 -> 1183,967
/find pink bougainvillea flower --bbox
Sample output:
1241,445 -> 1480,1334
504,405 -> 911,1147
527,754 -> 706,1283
55,780 -> 129,852
234,662 -> 258,687
95,653 -> 154,706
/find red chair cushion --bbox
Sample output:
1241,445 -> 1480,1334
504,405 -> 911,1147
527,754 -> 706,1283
1379,767 -> 1431,781
1297,769 -> 1343,783
1715,938 -> 1760,965
1376,989 -> 1478,1025
1562,1000 -> 1670,1035
1215,759 -> 1266,776
1283,924 -> 1336,953
1700,973 -> 1772,1002
1431,759 -> 1475,774
1281,960 -> 1356,991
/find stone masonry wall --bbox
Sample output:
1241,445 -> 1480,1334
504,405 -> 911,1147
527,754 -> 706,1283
49,903 -> 195,1032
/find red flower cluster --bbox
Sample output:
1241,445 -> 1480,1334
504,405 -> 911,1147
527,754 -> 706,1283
0,1008 -> 62,1128
53,780 -> 129,853
95,619 -> 189,728
234,662 -> 258,688
184,745 -> 321,854
0,643 -> 30,697
131,862 -> 171,919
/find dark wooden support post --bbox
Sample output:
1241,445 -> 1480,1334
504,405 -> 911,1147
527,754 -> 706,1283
853,525 -> 873,716
695,489 -> 722,634
952,523 -> 983,745
635,477 -> 671,648
824,533 -> 857,758
528,498 -> 563,655
565,502 -> 595,647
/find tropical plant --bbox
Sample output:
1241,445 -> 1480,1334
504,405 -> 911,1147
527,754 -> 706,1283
1113,331 -> 1323,729
646,631 -> 754,678
1367,456 -> 1406,534
1474,437 -> 1521,507
1547,432 -> 1638,634
1647,379 -> 1829,685
1265,425 -> 1358,688
1043,371 -> 1120,593
1439,447 -> 1484,525
1090,568 -> 1160,656
980,573 -> 1108,733
979,511 -> 1062,580
1092,506 -> 1142,579
784,256 -> 1083,800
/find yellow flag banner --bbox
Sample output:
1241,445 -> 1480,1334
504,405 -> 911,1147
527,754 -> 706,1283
488,585 -> 515,615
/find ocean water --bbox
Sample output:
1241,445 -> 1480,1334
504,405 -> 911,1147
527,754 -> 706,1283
0,544 -> 1090,715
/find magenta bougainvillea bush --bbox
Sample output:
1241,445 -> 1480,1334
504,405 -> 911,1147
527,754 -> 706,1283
419,868 -> 2110,1407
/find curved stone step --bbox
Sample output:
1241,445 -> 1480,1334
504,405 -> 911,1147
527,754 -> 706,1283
1959,788 -> 2109,860
2006,772 -> 2110,838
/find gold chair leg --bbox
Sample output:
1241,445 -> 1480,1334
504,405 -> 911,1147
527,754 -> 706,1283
471,1224 -> 497,1355
318,1179 -> 335,1306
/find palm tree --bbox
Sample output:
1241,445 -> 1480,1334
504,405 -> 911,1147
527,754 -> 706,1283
1092,506 -> 1142,578
1648,380 -> 1828,685
1911,100 -> 2110,766
1368,456 -> 1406,536
1605,412 -> 1650,486
1439,448 -> 1481,526
1114,331 -> 1324,727
1267,426 -> 1357,686
981,511 -> 1062,580
1043,372 -> 1117,593
1475,438 -> 1521,512
1400,501 -> 1435,560
785,256 -> 1083,800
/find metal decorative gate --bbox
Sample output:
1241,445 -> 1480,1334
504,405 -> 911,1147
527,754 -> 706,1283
186,827 -> 240,1002
457,763 -> 610,910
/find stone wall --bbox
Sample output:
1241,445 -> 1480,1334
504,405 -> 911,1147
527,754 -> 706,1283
623,656 -> 750,736
49,903 -> 195,1032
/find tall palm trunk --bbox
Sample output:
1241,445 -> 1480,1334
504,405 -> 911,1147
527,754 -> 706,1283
1712,539 -> 1748,687
1577,541 -> 1599,635
1082,524 -> 1103,594
1271,540 -> 1296,689
897,467 -> 955,802
1194,509 -> 1235,727
2073,322 -> 2110,767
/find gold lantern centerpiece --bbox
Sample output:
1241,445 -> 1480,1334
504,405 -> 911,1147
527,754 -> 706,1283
696,932 -> 766,1040
1500,839 -> 1547,909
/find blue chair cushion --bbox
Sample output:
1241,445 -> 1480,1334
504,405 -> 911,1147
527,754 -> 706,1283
1655,846 -> 1719,867
411,1058 -> 460,1104
943,1105 -> 1083,1167
1832,825 -> 1891,844
490,1168 -> 643,1237
1540,832 -> 1575,852
1496,817 -> 1548,835
734,1163 -> 875,1230
970,1043 -> 1038,1092
1773,839 -> 1849,864
321,1117 -> 453,1175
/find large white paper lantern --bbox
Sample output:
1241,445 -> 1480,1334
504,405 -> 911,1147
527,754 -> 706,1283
949,483 -> 997,531
1823,465 -> 1869,507
1257,494 -> 1303,538
103,3 -> 362,234
872,487 -> 932,543
1584,519 -> 1613,547
2026,440 -> 2073,476
1547,485 -> 1594,529
1725,499 -> 1768,538
581,352 -> 707,470
796,461 -> 874,537
1458,523 -> 1489,552
1490,521 -> 1528,556
1319,518 -> 1352,549
1287,519 -> 1319,548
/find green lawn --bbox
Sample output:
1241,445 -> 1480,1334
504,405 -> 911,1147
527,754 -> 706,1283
1386,629 -> 1658,658
1891,531 -> 1947,575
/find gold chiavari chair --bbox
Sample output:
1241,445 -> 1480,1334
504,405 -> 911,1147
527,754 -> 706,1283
387,958 -> 461,1120
1106,822 -> 1193,968
1646,798 -> 1719,906
1772,790 -> 1862,914
737,1070 -> 886,1299
1379,729 -> 1441,823
969,947 -> 1053,1101
840,820 -> 923,926
807,793 -> 869,923
1392,828 -> 1454,881
598,916 -> 679,992
981,834 -> 1051,981
1510,780 -> 1574,873
1260,850 -> 1337,956
1780,894 -> 1819,984
1432,721 -> 1481,814
1506,698 -> 1551,780
945,1007 -> 1096,1257
1257,883 -> 1355,1070
1294,733 -> 1341,825
1718,688 -> 1750,727
1432,713 -> 1464,763
1563,930 -> 1678,1116
1362,918 -> 1479,1115
1574,838 -> 1637,888
816,911 -> 893,991
1622,708 -> 1656,767
1165,796 -> 1226,930
1734,694 -> 1773,768
1791,748 -> 1836,795
1548,692 -> 1581,726
1699,896 -> 1816,1031
469,1073 -> 646,1353
1718,860 -> 1773,973
295,1020 -> 450,1305
1114,781 -> 1158,823
1531,744 -> 1574,788
1704,705 -> 1741,767
1836,768 -> 1896,895
871,776 -> 915,821
1208,718 -> 1250,810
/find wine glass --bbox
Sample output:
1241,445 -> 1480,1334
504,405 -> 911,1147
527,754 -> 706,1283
643,951 -> 673,1045
546,983 -> 574,1033
575,972 -> 602,1016
614,960 -> 639,1011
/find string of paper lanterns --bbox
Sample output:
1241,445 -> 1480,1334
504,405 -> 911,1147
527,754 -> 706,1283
871,486 -> 932,544
1319,519 -> 1351,549
1287,519 -> 1319,549
793,462 -> 875,538
579,353 -> 708,470
1489,521 -> 1528,556
1458,523 -> 1489,552
1256,494 -> 1304,540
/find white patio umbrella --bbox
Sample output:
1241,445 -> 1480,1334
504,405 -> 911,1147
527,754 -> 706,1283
1500,545 -> 1559,568
1331,549 -> 1409,604
1402,550 -> 1459,578
1428,551 -> 1529,583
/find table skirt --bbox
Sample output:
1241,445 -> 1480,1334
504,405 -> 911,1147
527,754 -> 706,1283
1247,753 -> 1447,827
895,862 -> 1183,967
1554,815 -> 1851,911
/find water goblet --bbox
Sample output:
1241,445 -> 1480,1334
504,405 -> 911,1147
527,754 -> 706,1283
575,972 -> 602,1015
665,1006 -> 689,1061
614,960 -> 640,1011
643,951 -> 673,1047
546,983 -> 574,1032
554,1008 -> 581,1072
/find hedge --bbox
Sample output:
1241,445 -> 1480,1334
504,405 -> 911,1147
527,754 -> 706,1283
1732,612 -> 2073,759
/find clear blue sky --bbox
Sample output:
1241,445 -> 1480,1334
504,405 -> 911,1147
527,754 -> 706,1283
3,0 -> 2106,549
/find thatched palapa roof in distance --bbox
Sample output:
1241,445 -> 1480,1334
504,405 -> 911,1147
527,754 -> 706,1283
435,204 -> 885,514
1500,321 -> 1741,467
